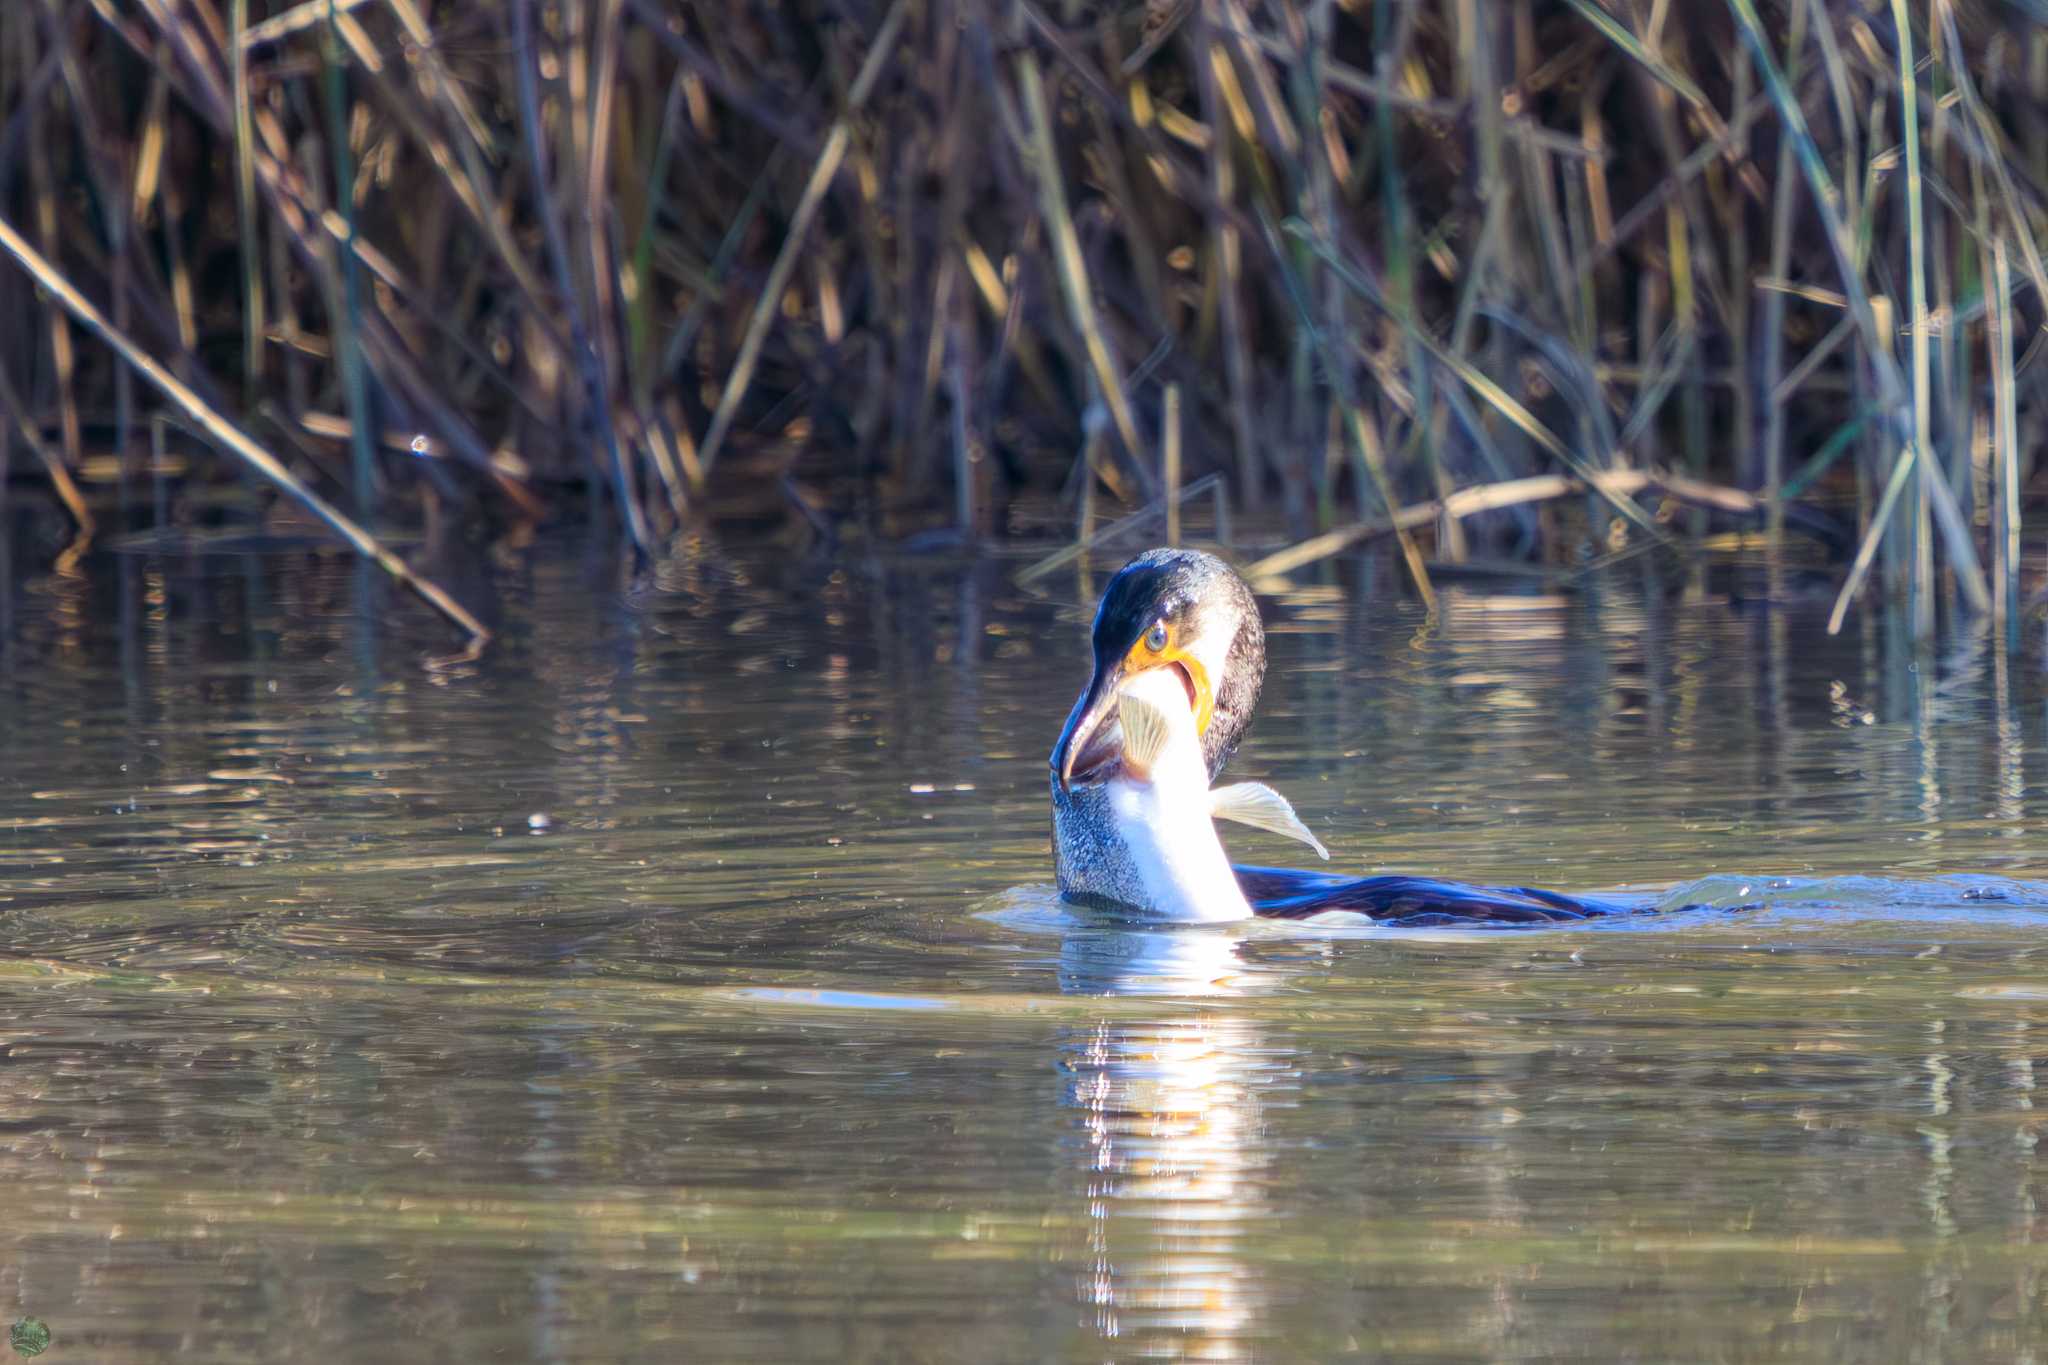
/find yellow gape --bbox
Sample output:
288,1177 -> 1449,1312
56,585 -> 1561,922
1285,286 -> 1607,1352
1120,619 -> 1214,739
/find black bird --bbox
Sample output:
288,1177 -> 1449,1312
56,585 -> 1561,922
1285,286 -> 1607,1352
1050,547 -> 1635,926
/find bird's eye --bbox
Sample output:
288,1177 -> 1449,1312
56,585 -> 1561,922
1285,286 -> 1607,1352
1145,621 -> 1169,653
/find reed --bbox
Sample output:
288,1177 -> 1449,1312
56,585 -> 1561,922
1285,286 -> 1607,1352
0,1 -> 2041,642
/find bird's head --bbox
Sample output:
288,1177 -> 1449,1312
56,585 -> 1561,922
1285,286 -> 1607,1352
1051,547 -> 1266,793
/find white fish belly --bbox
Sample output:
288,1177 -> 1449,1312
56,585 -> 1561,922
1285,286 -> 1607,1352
1106,672 -> 1250,923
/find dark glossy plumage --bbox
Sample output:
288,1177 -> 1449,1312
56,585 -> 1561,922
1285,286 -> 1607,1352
1068,547 -> 1264,779
1232,865 -> 1640,925
1054,547 -> 1695,927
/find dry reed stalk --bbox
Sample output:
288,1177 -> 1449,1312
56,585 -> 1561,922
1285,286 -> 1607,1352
0,213 -> 486,639
1163,382 -> 1181,549
1015,46 -> 1153,500
948,317 -> 973,537
0,0 -> 2037,647
230,0 -> 263,394
693,0 -> 906,484
1892,0 -> 1935,639
1191,9 -> 1256,512
1991,236 -> 2019,642
1730,0 -> 1989,628
0,360 -> 93,538
1245,468 -> 1770,580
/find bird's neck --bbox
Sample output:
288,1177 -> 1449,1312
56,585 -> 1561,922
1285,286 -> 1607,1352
1051,764 -> 1252,923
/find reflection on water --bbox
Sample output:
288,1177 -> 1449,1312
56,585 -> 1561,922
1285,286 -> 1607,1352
0,535 -> 2046,1358
1060,925 -> 1286,1358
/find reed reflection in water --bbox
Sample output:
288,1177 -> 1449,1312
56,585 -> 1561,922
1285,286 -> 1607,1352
0,539 -> 2044,1357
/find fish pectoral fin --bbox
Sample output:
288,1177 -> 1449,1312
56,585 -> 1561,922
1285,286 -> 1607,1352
1209,783 -> 1330,860
1116,690 -> 1171,781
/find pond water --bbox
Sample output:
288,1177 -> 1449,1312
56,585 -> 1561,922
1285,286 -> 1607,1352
0,536 -> 2044,1360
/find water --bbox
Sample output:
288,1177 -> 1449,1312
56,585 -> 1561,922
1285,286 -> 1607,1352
1,539 -> 2045,1360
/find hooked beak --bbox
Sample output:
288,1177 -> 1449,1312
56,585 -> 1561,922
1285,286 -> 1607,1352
1052,662 -> 1124,794
1051,657 -> 1205,794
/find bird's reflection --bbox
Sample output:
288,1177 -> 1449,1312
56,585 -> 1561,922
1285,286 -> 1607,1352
1056,920 -> 1301,1359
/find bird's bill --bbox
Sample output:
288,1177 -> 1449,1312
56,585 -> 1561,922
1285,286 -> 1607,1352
1052,655 -> 1207,793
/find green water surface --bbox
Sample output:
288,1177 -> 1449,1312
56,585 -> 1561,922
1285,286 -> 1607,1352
0,541 -> 2043,1361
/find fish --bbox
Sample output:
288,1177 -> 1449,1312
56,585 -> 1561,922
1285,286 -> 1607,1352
1117,675 -> 1327,857
1055,547 -> 1640,925
1105,672 -> 1329,921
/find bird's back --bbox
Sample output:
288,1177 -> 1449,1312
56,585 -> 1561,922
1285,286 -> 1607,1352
1234,865 -> 1642,925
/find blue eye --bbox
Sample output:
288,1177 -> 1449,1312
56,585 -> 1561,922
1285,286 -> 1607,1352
1145,621 -> 1169,652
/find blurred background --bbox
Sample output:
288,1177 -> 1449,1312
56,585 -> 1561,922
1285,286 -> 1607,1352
0,1 -> 2044,639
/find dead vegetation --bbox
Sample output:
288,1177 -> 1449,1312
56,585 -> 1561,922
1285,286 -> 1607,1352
0,1 -> 2043,640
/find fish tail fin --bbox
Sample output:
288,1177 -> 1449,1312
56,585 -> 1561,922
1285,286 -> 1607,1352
1210,782 -> 1330,860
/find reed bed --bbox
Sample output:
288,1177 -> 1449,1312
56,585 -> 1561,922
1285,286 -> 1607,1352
0,1 -> 2043,641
